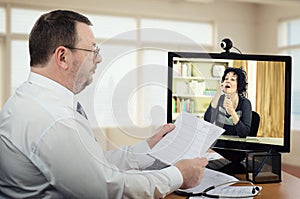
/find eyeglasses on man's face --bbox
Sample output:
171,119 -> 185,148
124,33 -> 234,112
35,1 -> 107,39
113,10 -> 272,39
64,44 -> 100,61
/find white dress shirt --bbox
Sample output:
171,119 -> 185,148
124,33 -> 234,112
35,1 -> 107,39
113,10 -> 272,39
0,72 -> 183,199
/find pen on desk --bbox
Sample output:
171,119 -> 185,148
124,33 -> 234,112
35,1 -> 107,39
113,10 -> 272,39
254,149 -> 273,177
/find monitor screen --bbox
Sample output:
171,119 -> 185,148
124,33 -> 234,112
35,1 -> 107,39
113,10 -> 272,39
167,52 -> 292,153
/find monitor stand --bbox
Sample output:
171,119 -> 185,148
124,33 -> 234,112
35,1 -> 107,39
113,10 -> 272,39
207,159 -> 247,176
207,148 -> 248,176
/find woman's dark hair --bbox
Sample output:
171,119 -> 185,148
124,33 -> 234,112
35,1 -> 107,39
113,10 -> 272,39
29,10 -> 92,67
221,67 -> 248,97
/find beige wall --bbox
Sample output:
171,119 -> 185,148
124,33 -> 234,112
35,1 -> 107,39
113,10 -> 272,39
257,4 -> 300,54
1,0 -> 299,166
256,4 -> 300,167
282,130 -> 300,167
93,126 -> 156,151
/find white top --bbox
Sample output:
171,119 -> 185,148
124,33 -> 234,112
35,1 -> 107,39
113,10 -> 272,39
0,72 -> 183,199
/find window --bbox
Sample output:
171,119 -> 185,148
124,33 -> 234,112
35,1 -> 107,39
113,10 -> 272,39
87,14 -> 137,39
91,44 -> 138,127
278,19 -> 300,47
11,40 -> 30,92
5,7 -> 214,128
0,38 -> 3,106
0,6 -> 4,107
0,7 -> 5,33
138,49 -> 169,127
278,19 -> 300,130
140,18 -> 213,45
79,14 -> 139,128
11,8 -> 46,34
137,19 -> 213,127
80,17 -> 213,128
10,8 -> 46,95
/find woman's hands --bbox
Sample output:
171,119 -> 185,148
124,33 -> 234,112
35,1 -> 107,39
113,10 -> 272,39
211,81 -> 224,108
223,96 -> 235,115
223,96 -> 239,125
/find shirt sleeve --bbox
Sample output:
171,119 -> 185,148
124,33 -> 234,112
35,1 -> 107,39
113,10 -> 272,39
204,104 -> 218,123
235,98 -> 252,138
104,140 -> 155,170
30,118 -> 183,199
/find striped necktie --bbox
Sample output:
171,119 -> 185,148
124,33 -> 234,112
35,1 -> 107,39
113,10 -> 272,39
76,102 -> 88,120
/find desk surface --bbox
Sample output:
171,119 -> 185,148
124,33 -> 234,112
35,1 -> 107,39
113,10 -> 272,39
166,171 -> 300,199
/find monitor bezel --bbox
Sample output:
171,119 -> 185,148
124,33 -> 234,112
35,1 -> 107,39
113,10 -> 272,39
167,51 -> 292,153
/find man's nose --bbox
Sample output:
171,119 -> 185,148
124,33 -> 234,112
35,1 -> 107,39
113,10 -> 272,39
94,53 -> 102,64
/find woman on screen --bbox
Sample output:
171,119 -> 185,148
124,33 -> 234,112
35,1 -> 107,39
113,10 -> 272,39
204,67 -> 252,138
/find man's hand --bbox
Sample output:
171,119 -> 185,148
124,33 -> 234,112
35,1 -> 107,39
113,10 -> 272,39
174,157 -> 208,189
146,123 -> 175,149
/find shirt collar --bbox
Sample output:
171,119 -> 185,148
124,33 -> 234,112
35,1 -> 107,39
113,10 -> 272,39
27,72 -> 76,109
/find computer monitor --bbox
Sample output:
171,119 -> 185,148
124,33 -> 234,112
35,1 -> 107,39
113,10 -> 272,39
167,52 -> 292,160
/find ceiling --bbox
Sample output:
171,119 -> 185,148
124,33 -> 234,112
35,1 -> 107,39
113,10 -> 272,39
183,0 -> 300,6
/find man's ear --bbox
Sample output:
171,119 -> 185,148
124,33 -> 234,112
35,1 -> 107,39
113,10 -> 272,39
54,46 -> 69,70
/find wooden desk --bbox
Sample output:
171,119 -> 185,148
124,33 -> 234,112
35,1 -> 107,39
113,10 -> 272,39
166,171 -> 300,199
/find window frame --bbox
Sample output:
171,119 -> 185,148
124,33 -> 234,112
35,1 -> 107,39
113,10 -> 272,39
278,18 -> 300,130
2,6 -> 214,128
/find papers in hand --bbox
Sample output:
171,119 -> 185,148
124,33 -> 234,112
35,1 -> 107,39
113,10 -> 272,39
148,111 -> 225,165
